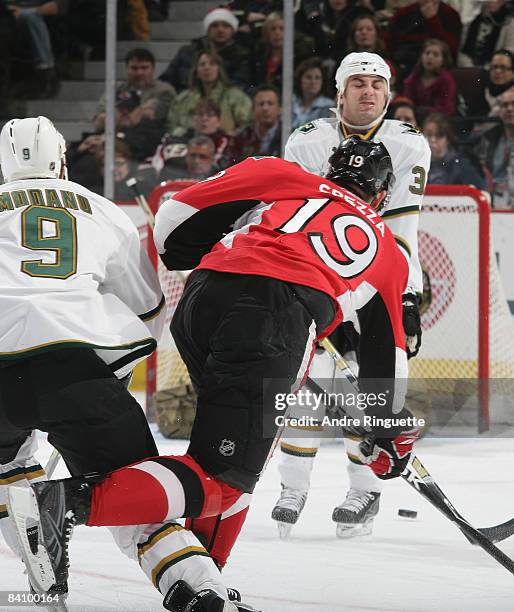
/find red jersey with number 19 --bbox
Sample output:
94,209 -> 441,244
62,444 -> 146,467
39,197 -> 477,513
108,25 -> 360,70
153,156 -> 408,345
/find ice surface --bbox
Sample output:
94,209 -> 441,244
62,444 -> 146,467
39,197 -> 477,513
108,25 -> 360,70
2,426 -> 513,611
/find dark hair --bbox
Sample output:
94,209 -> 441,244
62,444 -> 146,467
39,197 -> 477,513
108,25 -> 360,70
388,95 -> 417,121
125,47 -> 155,66
413,38 -> 452,75
347,14 -> 385,55
294,57 -> 328,97
188,135 -> 215,154
193,98 -> 221,117
252,83 -> 281,103
422,112 -> 455,146
189,50 -> 229,92
491,49 -> 514,70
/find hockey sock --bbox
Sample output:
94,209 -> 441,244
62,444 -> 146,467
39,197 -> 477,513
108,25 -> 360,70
87,453 -> 242,526
186,493 -> 251,568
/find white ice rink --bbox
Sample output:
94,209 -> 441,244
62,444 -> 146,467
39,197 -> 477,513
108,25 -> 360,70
2,430 -> 514,612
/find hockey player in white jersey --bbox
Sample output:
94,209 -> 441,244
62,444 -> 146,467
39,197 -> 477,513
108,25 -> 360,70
272,52 -> 431,538
0,117 -> 232,610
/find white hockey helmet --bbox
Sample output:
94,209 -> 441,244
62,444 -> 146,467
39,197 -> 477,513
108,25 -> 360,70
335,52 -> 391,96
0,116 -> 67,183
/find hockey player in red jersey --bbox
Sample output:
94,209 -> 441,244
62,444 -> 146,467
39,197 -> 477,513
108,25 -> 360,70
7,139 -> 419,612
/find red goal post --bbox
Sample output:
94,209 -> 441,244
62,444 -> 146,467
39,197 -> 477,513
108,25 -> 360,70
143,181 -> 514,430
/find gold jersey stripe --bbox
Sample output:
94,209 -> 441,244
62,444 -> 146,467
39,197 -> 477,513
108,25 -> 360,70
151,546 -> 208,586
280,442 -> 318,457
0,469 -> 46,486
138,524 -> 184,558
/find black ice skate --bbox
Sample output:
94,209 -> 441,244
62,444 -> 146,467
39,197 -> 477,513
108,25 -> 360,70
271,485 -> 308,539
7,478 -> 93,598
332,489 -> 381,538
164,580 -> 261,612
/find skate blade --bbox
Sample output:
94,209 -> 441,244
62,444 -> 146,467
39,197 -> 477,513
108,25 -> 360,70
7,485 -> 56,592
277,522 -> 293,540
335,519 -> 374,539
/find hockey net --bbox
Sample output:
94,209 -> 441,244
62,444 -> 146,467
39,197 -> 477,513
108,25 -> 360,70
409,185 -> 514,429
144,181 -> 195,413
144,182 -> 514,427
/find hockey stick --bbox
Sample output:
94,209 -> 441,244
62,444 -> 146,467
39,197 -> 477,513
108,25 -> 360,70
479,518 -> 514,543
126,177 -> 155,226
317,337 -> 514,574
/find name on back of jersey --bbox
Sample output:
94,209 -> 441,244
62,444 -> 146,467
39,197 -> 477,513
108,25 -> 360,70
0,188 -> 92,214
319,182 -> 385,236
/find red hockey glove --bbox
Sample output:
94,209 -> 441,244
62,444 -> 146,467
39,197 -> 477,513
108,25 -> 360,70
359,430 -> 419,480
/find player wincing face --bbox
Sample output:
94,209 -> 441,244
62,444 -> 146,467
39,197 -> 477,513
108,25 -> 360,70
338,74 -> 389,127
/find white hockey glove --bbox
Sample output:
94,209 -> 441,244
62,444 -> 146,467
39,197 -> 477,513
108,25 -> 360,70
402,292 -> 422,359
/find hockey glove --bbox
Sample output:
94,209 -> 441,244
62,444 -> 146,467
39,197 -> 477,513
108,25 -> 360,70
403,293 -> 422,359
359,430 -> 419,480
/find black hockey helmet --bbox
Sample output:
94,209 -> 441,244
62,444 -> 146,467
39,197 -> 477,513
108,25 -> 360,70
326,137 -> 395,211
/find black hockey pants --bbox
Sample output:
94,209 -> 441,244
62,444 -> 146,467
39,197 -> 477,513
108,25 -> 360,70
170,270 -> 336,493
0,348 -> 158,474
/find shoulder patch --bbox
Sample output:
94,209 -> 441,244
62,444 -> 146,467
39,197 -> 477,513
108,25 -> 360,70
400,122 -> 422,135
296,121 -> 318,134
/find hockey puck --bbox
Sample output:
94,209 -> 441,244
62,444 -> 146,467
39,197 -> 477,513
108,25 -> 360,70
398,509 -> 418,519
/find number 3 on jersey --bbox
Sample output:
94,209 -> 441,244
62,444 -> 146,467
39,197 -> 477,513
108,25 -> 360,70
276,198 -> 378,278
21,206 -> 77,279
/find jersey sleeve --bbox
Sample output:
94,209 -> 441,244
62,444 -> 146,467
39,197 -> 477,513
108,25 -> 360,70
380,126 -> 431,295
100,218 -> 166,342
153,157 -> 320,270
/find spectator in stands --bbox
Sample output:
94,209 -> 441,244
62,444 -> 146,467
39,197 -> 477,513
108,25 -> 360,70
444,0 -> 481,28
67,132 -> 105,190
347,13 -> 387,55
299,1 -> 373,71
166,50 -> 252,136
292,57 -> 334,129
222,84 -> 281,167
402,38 -> 457,118
460,1 -> 514,68
251,11 -> 315,91
94,47 -> 175,133
226,0 -> 282,49
160,135 -> 218,181
388,95 -> 419,126
94,139 -> 157,199
152,99 -> 230,173
159,7 -> 250,93
423,112 -> 487,189
8,0 -> 68,99
478,87 -> 514,208
384,0 -> 462,80
485,49 -> 514,115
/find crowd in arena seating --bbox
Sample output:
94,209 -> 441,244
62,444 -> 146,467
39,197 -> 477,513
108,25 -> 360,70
3,0 -> 514,209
